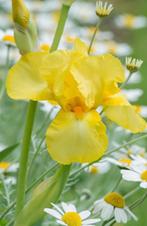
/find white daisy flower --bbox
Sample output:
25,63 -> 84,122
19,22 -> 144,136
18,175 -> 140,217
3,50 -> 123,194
140,105 -> 147,118
122,89 -> 143,102
85,161 -> 110,174
125,70 -> 141,84
71,2 -> 97,24
0,162 -> 19,174
126,57 -> 143,73
96,1 -> 113,17
94,41 -> 132,56
121,164 -> 147,189
115,14 -> 147,29
106,157 -> 132,168
94,192 -> 137,223
44,202 -> 100,226
0,29 -> 15,46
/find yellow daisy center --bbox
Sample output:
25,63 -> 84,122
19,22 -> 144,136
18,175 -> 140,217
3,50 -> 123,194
40,43 -> 50,52
62,212 -> 82,226
104,192 -> 125,208
90,166 -> 99,174
119,158 -> 132,166
2,35 -> 15,43
124,15 -> 135,28
73,106 -> 84,119
141,170 -> 147,181
0,162 -> 10,170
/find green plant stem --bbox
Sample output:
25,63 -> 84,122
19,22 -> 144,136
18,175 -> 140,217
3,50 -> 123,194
88,20 -> 100,54
50,4 -> 71,52
15,2 -> 70,218
124,186 -> 140,199
120,71 -> 133,89
15,101 -> 37,216
112,176 -> 122,192
0,163 -> 58,221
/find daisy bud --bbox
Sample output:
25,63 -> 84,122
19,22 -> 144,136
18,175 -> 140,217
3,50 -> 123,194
96,1 -> 113,17
12,0 -> 37,54
126,57 -> 143,73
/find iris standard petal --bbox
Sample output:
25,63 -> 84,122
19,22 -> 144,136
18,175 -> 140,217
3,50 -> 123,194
46,110 -> 108,164
104,93 -> 147,133
6,52 -> 54,101
97,54 -> 125,96
71,56 -> 103,109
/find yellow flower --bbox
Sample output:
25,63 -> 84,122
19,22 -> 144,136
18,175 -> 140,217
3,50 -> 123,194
103,93 -> 146,133
6,39 -> 146,164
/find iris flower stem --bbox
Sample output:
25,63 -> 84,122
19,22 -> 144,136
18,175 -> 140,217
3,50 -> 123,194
88,20 -> 100,54
15,101 -> 37,216
15,2 -> 71,219
50,4 -> 71,52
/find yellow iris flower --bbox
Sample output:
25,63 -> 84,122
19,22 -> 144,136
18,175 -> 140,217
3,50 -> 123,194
6,39 -> 146,164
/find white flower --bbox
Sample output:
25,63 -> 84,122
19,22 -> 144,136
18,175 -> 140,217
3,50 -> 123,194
94,192 -> 137,223
121,164 -> 147,189
85,161 -> 110,174
125,70 -> 141,84
44,202 -> 100,226
0,29 -> 15,46
140,105 -> 147,118
96,1 -> 113,17
106,157 -> 132,168
71,2 -> 97,24
122,89 -> 143,102
0,162 -> 19,174
94,41 -> 132,56
126,57 -> 143,72
115,14 -> 147,29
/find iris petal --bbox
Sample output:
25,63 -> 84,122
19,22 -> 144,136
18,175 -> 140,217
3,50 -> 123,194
46,110 -> 108,164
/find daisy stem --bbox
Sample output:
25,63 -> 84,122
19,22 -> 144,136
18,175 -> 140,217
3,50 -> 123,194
88,20 -> 100,54
124,186 -> 140,199
112,176 -> 122,191
120,71 -> 133,89
129,191 -> 147,210
15,101 -> 37,216
50,4 -> 71,52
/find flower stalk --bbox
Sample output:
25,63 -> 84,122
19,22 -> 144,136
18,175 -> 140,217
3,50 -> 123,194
15,100 -> 37,216
50,4 -> 71,52
88,21 -> 100,54
15,2 -> 71,219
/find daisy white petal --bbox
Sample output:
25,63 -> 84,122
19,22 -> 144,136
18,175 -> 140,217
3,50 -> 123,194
68,204 -> 77,212
56,220 -> 67,225
51,203 -> 64,215
44,208 -> 61,219
101,203 -> 114,220
80,210 -> 91,220
121,170 -> 141,181
140,182 -> 147,188
114,208 -> 128,223
61,202 -> 70,212
83,218 -> 101,224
